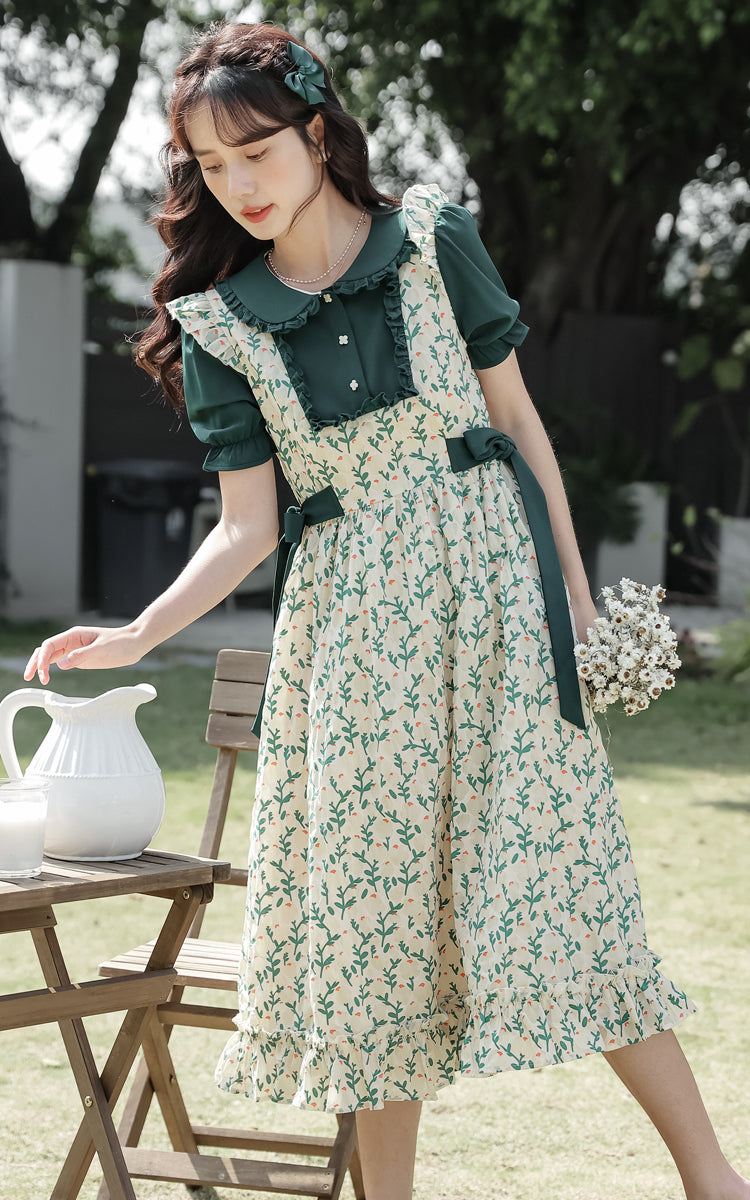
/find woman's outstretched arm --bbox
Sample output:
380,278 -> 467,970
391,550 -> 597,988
476,350 -> 599,640
24,458 -> 279,684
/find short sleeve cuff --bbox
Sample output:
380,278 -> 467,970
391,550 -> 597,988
202,435 -> 275,473
181,331 -> 276,472
435,203 -> 530,367
467,314 -> 530,370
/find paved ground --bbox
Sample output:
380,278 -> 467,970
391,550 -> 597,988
161,600 -> 742,652
172,597 -> 739,648
659,601 -> 746,651
83,597 -> 750,663
0,605 -> 271,676
145,602 -> 275,659
0,598 -> 744,678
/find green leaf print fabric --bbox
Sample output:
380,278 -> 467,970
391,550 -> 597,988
166,184 -> 695,1113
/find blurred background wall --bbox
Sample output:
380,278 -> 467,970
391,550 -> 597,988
2,0 -> 749,618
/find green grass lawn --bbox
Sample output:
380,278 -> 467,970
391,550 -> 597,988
0,632 -> 748,1199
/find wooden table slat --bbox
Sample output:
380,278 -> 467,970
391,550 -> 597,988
0,905 -> 56,934
0,847 -> 231,1197
0,969 -> 177,1031
0,852 -> 230,911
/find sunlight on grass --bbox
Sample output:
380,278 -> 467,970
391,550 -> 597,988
0,657 -> 747,1198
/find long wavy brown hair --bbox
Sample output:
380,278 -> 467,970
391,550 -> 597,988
137,21 -> 400,410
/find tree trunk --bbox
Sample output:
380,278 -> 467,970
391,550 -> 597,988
40,0 -> 162,262
468,131 -> 708,339
0,130 -> 38,255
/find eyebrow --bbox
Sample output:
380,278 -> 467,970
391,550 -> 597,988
192,134 -> 274,158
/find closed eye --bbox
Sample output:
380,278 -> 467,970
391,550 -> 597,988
198,146 -> 268,173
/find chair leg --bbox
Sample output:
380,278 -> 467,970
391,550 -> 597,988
138,1018 -> 224,1197
140,1013 -> 199,1153
96,987 -> 189,1200
347,1141 -> 366,1200
323,1113 -> 364,1200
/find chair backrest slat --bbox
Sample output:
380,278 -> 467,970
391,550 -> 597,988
189,647 -> 268,938
205,649 -> 268,750
214,648 -> 270,683
206,713 -> 260,751
210,679 -> 265,716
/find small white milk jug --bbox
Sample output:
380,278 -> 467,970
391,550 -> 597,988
0,684 -> 166,861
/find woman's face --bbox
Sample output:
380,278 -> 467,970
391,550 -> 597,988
185,106 -> 324,240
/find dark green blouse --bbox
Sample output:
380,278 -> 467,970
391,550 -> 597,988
181,201 -> 529,472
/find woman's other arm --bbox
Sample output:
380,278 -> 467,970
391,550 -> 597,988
24,458 -> 279,684
475,351 -> 599,640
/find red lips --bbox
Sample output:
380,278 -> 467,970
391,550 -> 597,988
241,204 -> 272,223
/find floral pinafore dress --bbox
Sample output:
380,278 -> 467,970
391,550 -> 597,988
168,184 -> 694,1113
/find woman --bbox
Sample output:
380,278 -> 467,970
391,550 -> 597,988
25,22 -> 748,1200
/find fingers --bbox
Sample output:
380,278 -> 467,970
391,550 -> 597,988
24,638 -> 62,685
24,628 -> 93,685
58,645 -> 88,670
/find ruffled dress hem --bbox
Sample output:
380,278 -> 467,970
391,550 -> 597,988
214,951 -> 696,1112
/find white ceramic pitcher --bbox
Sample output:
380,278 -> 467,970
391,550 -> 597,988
0,684 -> 166,861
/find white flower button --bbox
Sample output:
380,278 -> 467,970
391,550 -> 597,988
349,379 -> 359,391
339,335 -> 349,345
323,293 -> 333,303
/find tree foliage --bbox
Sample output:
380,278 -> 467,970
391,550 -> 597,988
3,0 -> 750,332
0,0 -> 243,266
265,0 -> 750,333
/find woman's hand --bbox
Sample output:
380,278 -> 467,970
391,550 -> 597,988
24,624 -> 147,686
571,594 -> 600,646
22,464 -> 281,688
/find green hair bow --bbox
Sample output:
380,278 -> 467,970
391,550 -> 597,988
284,41 -> 327,106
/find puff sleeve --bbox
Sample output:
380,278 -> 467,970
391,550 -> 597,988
181,330 -> 276,472
435,203 -> 530,370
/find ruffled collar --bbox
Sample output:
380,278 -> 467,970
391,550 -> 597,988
215,206 -> 408,328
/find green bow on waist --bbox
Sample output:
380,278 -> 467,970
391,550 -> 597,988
445,426 -> 586,730
251,485 -> 344,739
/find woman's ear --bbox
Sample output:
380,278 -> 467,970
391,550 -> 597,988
306,113 -> 327,159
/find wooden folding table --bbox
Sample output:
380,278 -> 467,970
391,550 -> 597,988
0,849 -> 230,1200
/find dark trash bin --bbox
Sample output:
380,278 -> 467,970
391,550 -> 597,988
90,459 -> 203,618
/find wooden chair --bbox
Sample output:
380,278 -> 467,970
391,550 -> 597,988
99,648 -> 365,1200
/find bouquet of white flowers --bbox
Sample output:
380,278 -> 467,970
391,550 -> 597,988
574,578 -> 681,715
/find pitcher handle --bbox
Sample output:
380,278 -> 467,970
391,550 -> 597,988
0,689 -> 49,779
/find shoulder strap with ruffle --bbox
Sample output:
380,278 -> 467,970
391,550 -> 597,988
166,288 -> 250,378
400,183 -> 451,270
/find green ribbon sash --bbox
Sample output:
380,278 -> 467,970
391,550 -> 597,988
252,432 -> 586,739
251,485 -> 344,739
445,426 -> 586,730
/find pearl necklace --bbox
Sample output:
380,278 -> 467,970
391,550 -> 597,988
265,209 -> 367,286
